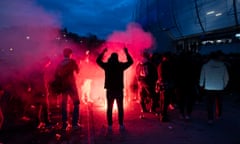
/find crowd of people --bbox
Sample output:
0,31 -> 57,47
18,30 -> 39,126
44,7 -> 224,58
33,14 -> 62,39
135,50 -> 230,125
0,46 -> 237,132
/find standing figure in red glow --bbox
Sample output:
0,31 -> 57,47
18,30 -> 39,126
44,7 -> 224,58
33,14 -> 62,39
28,57 -> 52,129
55,48 -> 80,130
175,52 -> 197,121
96,47 -> 133,131
136,51 -> 158,119
157,53 -> 175,122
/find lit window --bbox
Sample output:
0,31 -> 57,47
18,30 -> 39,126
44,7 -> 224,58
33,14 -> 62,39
215,13 -> 222,16
206,11 -> 215,15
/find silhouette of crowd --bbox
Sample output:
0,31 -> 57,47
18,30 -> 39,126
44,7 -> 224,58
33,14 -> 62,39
1,46 -> 240,133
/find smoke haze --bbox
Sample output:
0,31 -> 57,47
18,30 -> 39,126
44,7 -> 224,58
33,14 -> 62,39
0,0 -> 156,110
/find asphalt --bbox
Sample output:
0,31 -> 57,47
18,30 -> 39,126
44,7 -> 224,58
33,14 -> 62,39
0,92 -> 240,144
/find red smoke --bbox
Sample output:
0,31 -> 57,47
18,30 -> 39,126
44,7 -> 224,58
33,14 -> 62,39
106,22 -> 155,61
0,0 -> 156,115
88,22 -> 156,109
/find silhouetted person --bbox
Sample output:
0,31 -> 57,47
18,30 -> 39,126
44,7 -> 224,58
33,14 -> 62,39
28,57 -> 52,128
55,48 -> 80,130
136,51 -> 158,118
175,52 -> 196,121
157,53 -> 175,122
96,47 -> 133,131
199,51 -> 229,124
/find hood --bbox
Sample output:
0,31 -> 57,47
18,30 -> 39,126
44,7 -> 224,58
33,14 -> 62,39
207,60 -> 225,68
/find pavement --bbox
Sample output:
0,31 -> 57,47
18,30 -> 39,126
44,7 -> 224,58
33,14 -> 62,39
0,92 -> 240,144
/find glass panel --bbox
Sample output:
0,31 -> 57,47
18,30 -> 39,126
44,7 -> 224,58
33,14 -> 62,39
173,0 -> 203,36
197,0 -> 235,31
237,0 -> 240,24
157,1 -> 176,35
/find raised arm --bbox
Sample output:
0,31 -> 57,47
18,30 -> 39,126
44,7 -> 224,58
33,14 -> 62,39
96,48 -> 107,68
123,47 -> 133,66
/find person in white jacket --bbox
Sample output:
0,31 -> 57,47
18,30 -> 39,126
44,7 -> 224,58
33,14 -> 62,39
199,51 -> 229,124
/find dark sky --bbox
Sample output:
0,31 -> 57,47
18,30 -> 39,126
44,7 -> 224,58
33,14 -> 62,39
0,0 -> 137,39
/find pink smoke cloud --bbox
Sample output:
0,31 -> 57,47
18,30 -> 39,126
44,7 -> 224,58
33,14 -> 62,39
104,22 -> 156,61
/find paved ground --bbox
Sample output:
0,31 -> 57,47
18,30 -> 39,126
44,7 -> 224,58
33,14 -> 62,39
0,92 -> 240,144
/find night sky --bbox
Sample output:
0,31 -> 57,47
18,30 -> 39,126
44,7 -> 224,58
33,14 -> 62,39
0,0 -> 137,39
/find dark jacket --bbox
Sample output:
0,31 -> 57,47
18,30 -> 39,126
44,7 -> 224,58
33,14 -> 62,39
55,58 -> 79,92
96,50 -> 133,90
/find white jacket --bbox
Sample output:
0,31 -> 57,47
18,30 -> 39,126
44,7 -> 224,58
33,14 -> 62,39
199,59 -> 229,90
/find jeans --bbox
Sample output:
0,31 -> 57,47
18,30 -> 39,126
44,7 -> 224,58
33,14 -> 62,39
61,86 -> 80,126
205,90 -> 223,120
106,89 -> 124,126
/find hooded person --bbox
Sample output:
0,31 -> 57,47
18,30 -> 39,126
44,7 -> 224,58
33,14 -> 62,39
96,47 -> 133,131
199,51 -> 229,124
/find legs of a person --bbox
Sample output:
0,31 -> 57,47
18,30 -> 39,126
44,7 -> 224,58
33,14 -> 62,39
177,89 -> 185,116
37,93 -> 50,125
61,93 -> 68,126
69,88 -> 80,126
186,89 -> 195,117
170,88 -> 177,106
72,103 -> 79,126
159,91 -> 164,114
140,85 -> 147,112
35,103 -> 42,124
206,91 -> 214,120
35,93 -> 44,124
215,91 -> 222,118
42,100 -> 50,124
116,92 -> 124,125
159,89 -> 170,122
186,97 -> 194,117
150,85 -> 158,112
163,90 -> 171,117
106,90 -> 114,126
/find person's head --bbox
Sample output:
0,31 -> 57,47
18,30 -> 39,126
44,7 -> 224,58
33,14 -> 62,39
63,48 -> 73,58
108,53 -> 119,63
209,51 -> 220,60
141,50 -> 150,59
